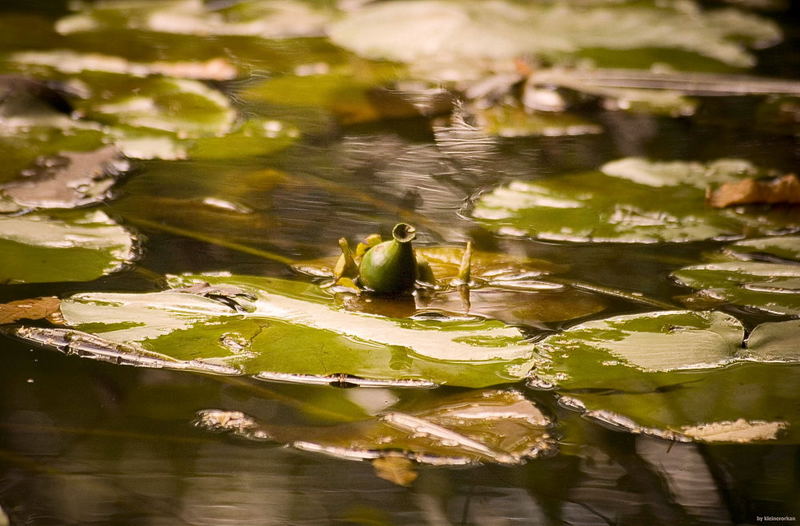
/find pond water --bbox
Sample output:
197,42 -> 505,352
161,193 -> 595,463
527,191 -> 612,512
0,1 -> 799,524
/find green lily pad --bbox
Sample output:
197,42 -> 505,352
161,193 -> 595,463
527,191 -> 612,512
328,0 -> 780,80
22,73 -> 300,161
531,310 -> 800,442
534,310 -> 745,380
671,261 -> 800,315
471,158 -> 800,243
13,274 -> 539,388
726,235 -> 800,262
0,210 -> 138,284
195,389 -> 555,465
84,76 -> 236,137
238,67 -> 456,126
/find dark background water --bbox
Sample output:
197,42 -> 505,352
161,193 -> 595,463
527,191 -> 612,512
1,0 -> 799,524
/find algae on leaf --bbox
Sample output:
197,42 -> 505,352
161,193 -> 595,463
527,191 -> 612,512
13,274 -> 539,388
0,210 -> 137,284
471,158 -> 800,243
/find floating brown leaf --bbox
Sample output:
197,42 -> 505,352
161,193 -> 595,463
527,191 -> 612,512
0,297 -> 60,324
707,174 -> 800,208
372,457 -> 418,486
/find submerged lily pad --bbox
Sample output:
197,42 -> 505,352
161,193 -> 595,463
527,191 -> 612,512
12,274 -> 539,388
471,158 -> 800,243
672,261 -> 800,315
531,310 -> 800,442
195,389 -> 555,465
0,210 -> 137,284
329,0 -> 780,80
294,245 -> 605,326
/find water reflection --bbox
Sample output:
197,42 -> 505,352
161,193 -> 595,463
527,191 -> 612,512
1,339 -> 797,524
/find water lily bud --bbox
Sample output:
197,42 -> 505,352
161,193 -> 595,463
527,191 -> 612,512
358,223 -> 418,295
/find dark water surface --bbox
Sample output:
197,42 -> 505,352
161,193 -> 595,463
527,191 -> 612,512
1,1 -> 799,525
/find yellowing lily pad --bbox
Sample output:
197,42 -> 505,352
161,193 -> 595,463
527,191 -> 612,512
294,245 -> 604,326
471,158 -> 800,243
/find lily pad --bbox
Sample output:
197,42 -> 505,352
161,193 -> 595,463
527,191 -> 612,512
0,146 -> 128,211
238,68 -> 454,126
471,158 -> 800,243
8,50 -> 239,80
56,0 -> 333,39
725,235 -> 800,262
195,389 -> 555,465
294,245 -> 604,326
33,73 -> 300,161
671,261 -> 800,315
531,310 -> 800,442
0,126 -> 109,187
328,0 -> 780,81
296,245 -> 566,283
746,319 -> 800,361
471,104 -> 603,137
0,210 -> 138,284
12,274 -> 539,388
84,76 -> 236,138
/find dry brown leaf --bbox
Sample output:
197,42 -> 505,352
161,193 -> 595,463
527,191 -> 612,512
372,456 -> 418,486
682,419 -> 788,443
0,297 -> 60,324
707,174 -> 800,208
